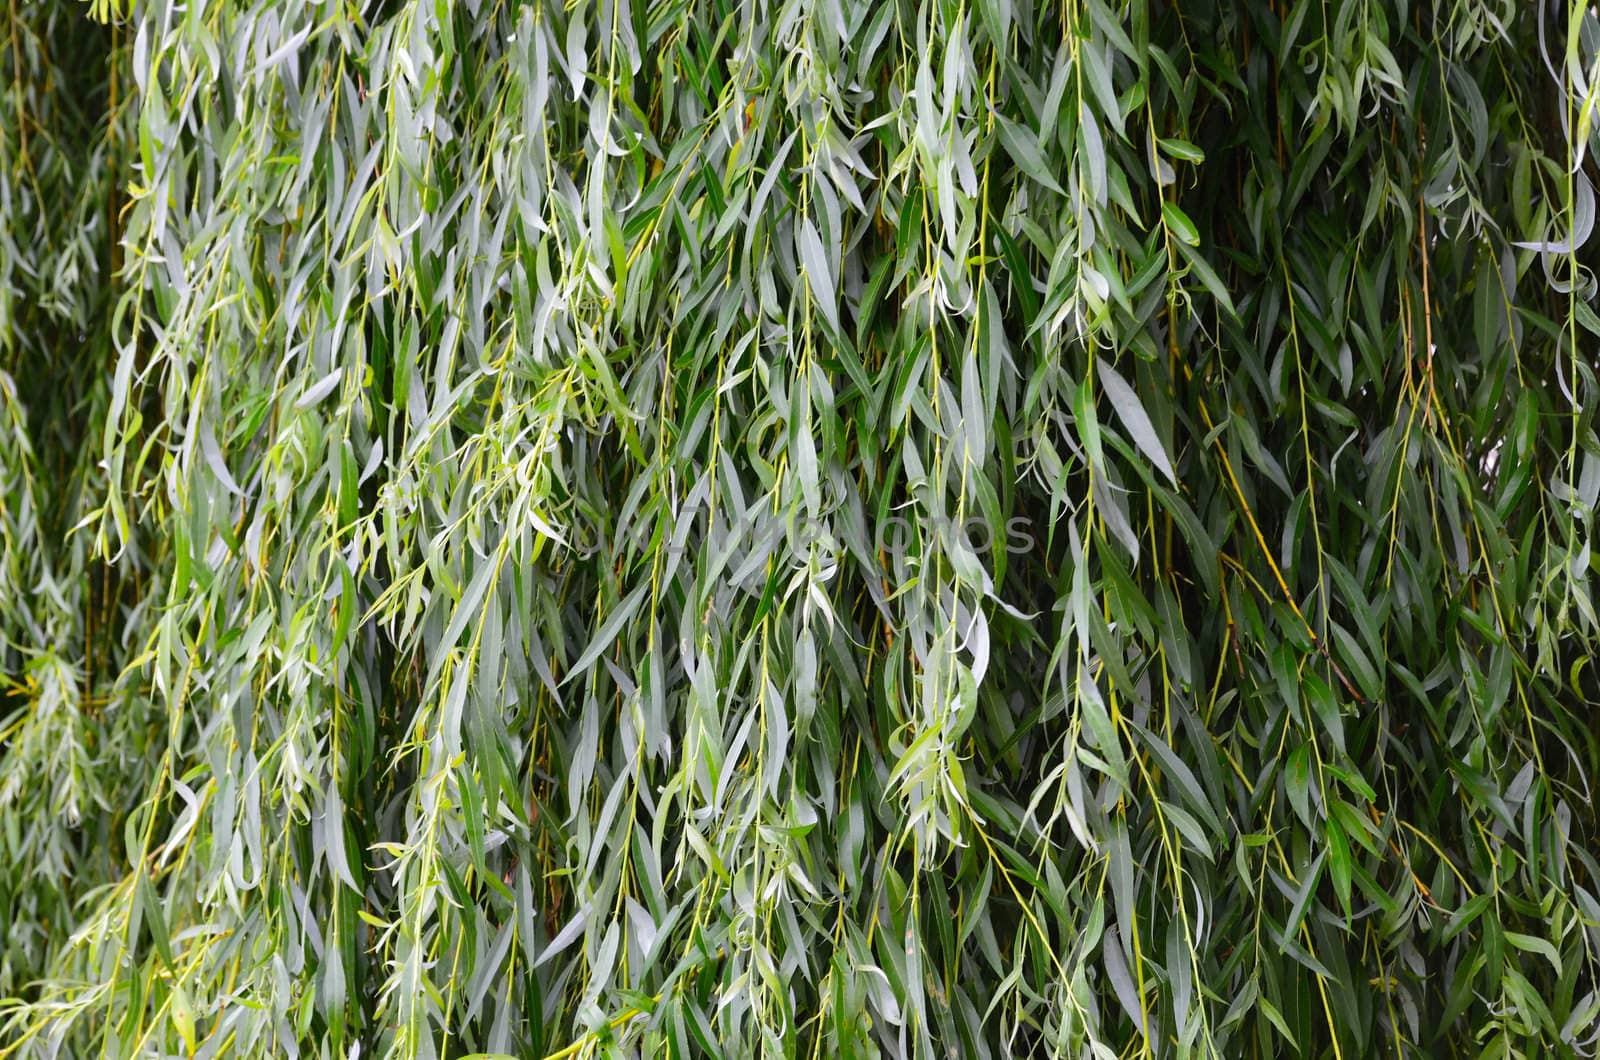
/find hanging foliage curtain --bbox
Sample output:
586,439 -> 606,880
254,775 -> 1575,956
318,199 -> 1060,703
2,0 -> 1599,1056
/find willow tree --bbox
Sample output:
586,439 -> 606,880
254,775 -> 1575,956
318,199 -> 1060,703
1,0 -> 1597,1056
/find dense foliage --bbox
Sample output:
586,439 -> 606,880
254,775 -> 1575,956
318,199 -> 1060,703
3,0 -> 1600,1056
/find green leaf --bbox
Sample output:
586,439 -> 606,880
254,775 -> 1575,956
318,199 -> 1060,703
996,115 -> 1065,194
1099,363 -> 1176,484
797,216 -> 840,332
1159,137 -> 1205,163
1325,813 -> 1353,915
1161,201 -> 1201,246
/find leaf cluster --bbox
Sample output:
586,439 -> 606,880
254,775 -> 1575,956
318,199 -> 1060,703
2,0 -> 1599,1057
